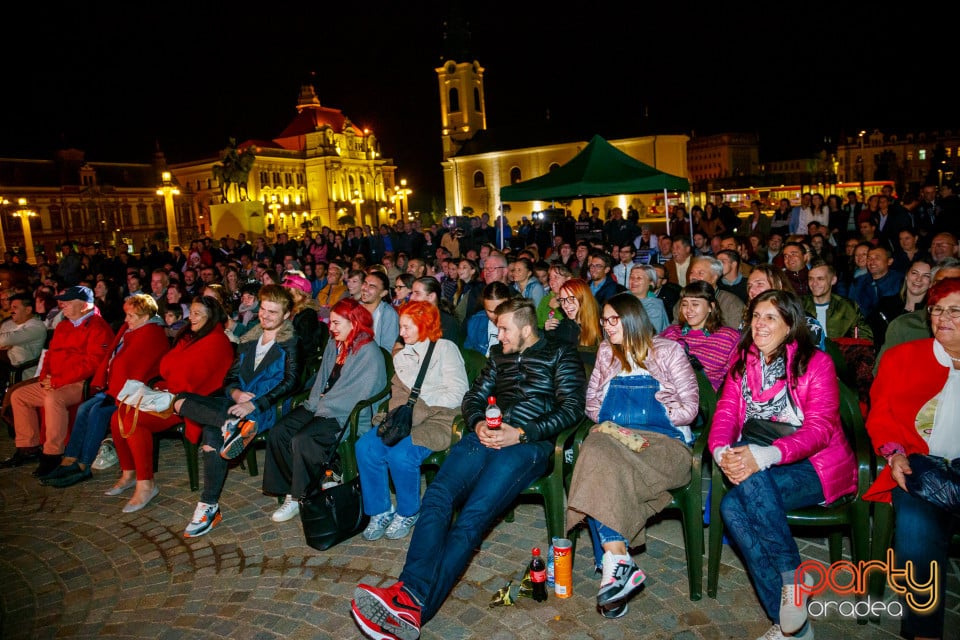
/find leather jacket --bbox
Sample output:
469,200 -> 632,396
462,336 -> 585,451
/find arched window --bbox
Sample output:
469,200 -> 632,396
449,88 -> 460,113
473,171 -> 485,188
473,88 -> 481,111
510,167 -> 522,184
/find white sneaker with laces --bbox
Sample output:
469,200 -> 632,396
92,438 -> 118,470
384,512 -> 419,540
271,495 -> 300,522
362,509 -> 396,541
780,572 -> 815,633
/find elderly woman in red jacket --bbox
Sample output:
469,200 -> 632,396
40,294 -> 169,488
708,289 -> 856,640
108,296 -> 234,513
863,277 -> 960,640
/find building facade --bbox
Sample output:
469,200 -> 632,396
836,128 -> 959,195
170,83 -> 397,238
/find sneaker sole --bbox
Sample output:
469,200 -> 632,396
271,507 -> 300,523
220,421 -> 257,460
597,568 -> 646,607
353,586 -> 420,640
351,602 -> 399,640
600,601 -> 629,619
184,510 -> 222,538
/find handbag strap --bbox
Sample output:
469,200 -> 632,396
406,341 -> 437,406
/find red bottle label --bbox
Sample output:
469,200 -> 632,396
530,569 -> 546,582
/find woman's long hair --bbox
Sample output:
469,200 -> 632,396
175,296 -> 227,346
733,289 -> 814,381
558,278 -> 601,347
330,297 -> 374,365
604,292 -> 655,373
455,258 -> 479,305
414,276 -> 457,317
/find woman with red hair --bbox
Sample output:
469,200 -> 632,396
356,301 -> 469,541
262,297 -> 388,523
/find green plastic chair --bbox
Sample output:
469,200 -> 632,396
706,380 -> 873,607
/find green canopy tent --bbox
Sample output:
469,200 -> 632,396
498,134 -> 691,243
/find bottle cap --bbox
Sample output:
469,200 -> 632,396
325,470 -> 333,476
532,547 -> 541,556
488,396 -> 496,404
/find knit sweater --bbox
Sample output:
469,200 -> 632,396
659,324 -> 739,390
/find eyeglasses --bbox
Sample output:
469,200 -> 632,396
484,265 -> 506,272
588,263 -> 606,270
601,315 -> 621,327
928,306 -> 960,319
557,296 -> 577,305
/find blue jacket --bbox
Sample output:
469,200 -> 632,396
464,310 -> 494,356
848,270 -> 904,318
224,321 -> 300,434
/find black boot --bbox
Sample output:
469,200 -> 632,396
33,453 -> 63,478
0,446 -> 42,468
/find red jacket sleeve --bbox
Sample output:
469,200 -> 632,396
104,323 -> 171,399
45,315 -> 115,389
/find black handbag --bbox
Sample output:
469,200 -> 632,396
377,341 -> 436,446
740,417 -> 798,447
299,474 -> 369,551
904,453 -> 960,517
298,416 -> 368,551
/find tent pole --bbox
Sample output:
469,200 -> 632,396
664,188 -> 670,238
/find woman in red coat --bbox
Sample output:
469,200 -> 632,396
108,296 -> 234,513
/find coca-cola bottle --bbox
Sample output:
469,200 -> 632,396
529,547 -> 547,602
485,396 -> 502,430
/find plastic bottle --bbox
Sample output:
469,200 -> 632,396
546,538 -> 557,588
529,547 -> 547,602
321,469 -> 339,490
485,396 -> 502,430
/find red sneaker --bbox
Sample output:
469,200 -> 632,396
351,581 -> 421,640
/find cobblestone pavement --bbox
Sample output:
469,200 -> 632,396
1,437 -> 956,640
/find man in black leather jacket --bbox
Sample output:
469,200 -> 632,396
352,298 -> 585,640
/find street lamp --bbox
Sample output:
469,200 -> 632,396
392,179 -> 412,221
268,197 -> 281,235
13,198 -> 38,264
351,189 -> 365,227
858,130 -> 866,201
0,197 -> 8,257
156,171 -> 181,249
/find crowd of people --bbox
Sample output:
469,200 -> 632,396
0,183 -> 958,640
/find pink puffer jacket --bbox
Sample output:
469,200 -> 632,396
708,343 -> 856,503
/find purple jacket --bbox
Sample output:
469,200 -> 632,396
707,343 -> 856,504
586,338 -> 699,428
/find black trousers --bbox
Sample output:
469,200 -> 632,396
262,405 -> 341,498
178,394 -> 233,505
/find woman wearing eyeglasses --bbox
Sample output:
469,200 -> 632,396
565,292 -> 699,618
544,278 -> 602,367
863,277 -> 960,640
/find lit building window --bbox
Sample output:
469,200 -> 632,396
510,167 -> 522,184
919,149 -> 927,161
474,171 -> 485,188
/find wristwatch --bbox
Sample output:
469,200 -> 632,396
517,428 -> 528,444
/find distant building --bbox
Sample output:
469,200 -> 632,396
171,82 -> 398,236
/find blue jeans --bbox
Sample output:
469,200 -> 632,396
892,487 -> 957,638
398,431 -> 548,622
719,459 -> 823,623
587,518 -> 627,568
63,393 -> 117,466
355,428 -> 431,517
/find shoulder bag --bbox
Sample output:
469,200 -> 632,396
740,417 -> 798,447
376,341 -> 436,446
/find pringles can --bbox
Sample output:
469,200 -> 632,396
553,537 -> 573,597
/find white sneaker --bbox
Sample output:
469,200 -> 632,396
92,438 -> 118,470
271,495 -> 300,522
362,509 -> 395,541
756,623 -> 814,640
384,512 -> 419,540
780,573 -> 815,633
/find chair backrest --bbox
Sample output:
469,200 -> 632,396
460,348 -> 487,384
693,369 -> 718,435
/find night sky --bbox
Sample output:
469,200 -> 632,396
2,2 -> 954,210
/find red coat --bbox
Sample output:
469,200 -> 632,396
863,339 -> 949,503
156,326 -> 234,442
91,321 -> 170,399
40,310 -> 114,389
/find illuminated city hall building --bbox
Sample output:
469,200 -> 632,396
171,83 -> 398,238
436,57 -> 689,218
